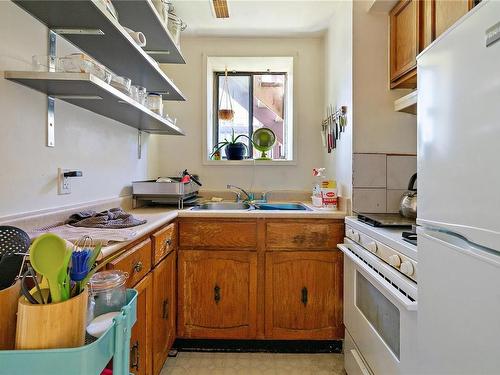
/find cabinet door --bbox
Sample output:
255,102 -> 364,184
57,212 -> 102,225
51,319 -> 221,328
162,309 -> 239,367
130,273 -> 153,375
177,250 -> 258,339
265,251 -> 343,340
390,0 -> 421,87
434,0 -> 470,37
152,251 -> 176,375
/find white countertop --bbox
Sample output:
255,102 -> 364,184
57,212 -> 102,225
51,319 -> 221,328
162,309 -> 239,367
99,204 -> 347,258
345,216 -> 417,260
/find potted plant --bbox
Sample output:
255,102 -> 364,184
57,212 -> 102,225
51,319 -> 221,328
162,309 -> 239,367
211,129 -> 253,160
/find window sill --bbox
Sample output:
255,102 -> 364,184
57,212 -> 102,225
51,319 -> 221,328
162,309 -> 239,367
203,159 -> 297,166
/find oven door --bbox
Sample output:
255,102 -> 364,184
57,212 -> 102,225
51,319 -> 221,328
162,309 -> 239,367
338,240 -> 418,375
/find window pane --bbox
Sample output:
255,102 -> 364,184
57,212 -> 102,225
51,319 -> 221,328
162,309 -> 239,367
252,74 -> 286,159
217,75 -> 251,157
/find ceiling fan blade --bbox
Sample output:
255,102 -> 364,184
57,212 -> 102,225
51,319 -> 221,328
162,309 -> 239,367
211,0 -> 229,18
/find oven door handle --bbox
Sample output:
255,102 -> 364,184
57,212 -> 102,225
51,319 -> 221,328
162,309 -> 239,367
338,243 -> 418,312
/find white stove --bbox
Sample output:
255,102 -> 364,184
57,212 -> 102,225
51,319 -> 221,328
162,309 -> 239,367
339,217 -> 418,375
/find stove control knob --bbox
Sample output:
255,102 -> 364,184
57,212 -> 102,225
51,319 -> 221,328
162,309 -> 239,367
400,261 -> 414,276
366,242 -> 378,253
351,231 -> 360,242
388,254 -> 401,268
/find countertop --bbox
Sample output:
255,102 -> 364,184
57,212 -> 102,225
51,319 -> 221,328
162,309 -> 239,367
99,203 -> 347,258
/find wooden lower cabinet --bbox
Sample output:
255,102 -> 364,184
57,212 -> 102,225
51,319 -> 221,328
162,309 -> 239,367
265,251 -> 344,340
177,250 -> 258,339
130,274 -> 153,375
152,250 -> 177,375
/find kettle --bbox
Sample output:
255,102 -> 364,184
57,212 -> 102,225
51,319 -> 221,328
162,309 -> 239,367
399,173 -> 417,218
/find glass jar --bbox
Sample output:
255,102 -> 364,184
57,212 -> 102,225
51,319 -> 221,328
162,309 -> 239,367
146,93 -> 163,115
131,85 -> 147,105
167,12 -> 187,47
89,270 -> 128,320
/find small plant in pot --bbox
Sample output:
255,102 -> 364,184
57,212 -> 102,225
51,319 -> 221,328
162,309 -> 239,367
211,129 -> 253,160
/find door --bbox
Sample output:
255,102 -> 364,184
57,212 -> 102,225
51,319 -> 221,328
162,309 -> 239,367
130,273 -> 153,375
434,0 -> 470,37
152,251 -> 176,375
177,250 -> 258,339
418,230 -> 500,374
390,0 -> 421,85
417,0 -> 500,251
265,251 -> 343,339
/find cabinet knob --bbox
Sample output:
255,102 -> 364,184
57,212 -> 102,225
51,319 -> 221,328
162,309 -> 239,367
214,285 -> 221,304
301,287 -> 308,306
164,238 -> 172,247
162,299 -> 169,320
130,340 -> 140,371
133,261 -> 143,273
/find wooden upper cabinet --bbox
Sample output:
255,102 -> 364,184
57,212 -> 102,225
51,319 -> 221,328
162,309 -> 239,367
265,251 -> 344,340
177,250 -> 258,339
390,0 -> 421,88
434,0 -> 470,37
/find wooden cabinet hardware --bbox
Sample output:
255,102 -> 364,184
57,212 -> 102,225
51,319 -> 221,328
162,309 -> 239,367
133,261 -> 143,273
130,340 -> 140,371
214,285 -> 221,304
301,287 -> 308,306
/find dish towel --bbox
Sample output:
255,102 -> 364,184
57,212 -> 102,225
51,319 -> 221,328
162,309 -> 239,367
66,207 -> 147,229
29,224 -> 138,245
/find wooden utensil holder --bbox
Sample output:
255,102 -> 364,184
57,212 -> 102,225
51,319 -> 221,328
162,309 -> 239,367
15,288 -> 88,350
0,281 -> 21,350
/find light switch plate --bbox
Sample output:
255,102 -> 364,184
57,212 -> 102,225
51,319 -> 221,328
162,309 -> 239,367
58,168 -> 71,195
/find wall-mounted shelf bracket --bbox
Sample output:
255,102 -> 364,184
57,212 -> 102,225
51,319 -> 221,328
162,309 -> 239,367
138,130 -> 143,159
47,29 -> 57,147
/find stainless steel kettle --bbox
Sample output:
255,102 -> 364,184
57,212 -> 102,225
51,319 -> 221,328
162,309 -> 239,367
399,173 -> 417,218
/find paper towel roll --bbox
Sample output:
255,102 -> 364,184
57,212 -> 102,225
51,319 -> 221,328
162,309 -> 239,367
124,27 -> 147,47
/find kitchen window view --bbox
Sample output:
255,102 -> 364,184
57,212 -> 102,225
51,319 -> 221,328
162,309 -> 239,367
213,71 -> 290,160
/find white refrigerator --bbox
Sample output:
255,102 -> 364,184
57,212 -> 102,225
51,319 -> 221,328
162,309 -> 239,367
417,1 -> 500,374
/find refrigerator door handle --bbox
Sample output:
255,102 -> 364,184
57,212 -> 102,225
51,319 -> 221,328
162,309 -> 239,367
419,229 -> 500,268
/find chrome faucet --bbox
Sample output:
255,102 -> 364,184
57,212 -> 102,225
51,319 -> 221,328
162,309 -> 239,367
226,184 -> 252,202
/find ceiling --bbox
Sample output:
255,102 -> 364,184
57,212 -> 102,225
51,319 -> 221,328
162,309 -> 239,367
172,1 -> 340,37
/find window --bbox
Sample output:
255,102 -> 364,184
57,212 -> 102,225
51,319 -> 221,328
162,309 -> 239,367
205,57 -> 294,163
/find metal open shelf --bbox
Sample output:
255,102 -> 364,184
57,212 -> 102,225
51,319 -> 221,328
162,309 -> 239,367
5,71 -> 184,135
12,0 -> 186,100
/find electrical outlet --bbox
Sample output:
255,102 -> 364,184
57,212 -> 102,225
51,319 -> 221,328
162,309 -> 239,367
58,168 -> 71,195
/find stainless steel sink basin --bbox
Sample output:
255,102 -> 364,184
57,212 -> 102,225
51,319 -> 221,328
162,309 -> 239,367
192,202 -> 252,210
254,203 -> 311,211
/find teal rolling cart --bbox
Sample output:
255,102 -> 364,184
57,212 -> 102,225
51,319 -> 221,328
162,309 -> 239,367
0,289 -> 137,375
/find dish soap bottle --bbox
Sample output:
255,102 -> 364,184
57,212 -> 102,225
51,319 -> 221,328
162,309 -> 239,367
312,168 -> 326,207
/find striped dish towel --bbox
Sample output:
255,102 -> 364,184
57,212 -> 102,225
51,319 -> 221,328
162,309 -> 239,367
29,224 -> 138,245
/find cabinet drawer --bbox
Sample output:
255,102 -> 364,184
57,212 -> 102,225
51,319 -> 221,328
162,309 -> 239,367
266,221 -> 344,250
107,239 -> 152,288
152,222 -> 176,266
179,220 -> 257,249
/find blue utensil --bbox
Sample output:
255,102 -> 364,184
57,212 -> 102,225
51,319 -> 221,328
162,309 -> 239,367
70,249 -> 91,282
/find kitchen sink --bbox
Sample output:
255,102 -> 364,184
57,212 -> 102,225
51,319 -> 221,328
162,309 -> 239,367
191,202 -> 252,210
254,203 -> 311,211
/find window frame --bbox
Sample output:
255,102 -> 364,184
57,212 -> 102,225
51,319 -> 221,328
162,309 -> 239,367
213,71 -> 288,160
203,56 -> 296,166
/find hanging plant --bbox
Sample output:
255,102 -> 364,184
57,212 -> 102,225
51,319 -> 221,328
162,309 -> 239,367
218,68 -> 235,121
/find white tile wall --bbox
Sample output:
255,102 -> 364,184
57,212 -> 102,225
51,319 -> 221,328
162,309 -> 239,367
387,155 -> 417,189
353,154 -> 387,188
353,188 -> 387,213
352,153 -> 416,213
387,189 -> 406,213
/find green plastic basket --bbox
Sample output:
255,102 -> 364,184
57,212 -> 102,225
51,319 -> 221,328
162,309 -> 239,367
0,289 -> 137,375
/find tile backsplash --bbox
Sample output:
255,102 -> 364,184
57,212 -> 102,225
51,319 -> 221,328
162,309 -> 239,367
353,153 -> 416,213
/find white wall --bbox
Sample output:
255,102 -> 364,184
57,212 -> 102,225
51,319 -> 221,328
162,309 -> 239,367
0,2 -> 151,218
152,36 -> 325,192
323,1 -> 354,199
353,0 -> 417,154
